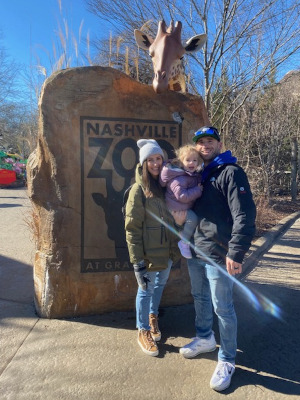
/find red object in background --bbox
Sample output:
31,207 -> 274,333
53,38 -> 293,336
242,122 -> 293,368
0,169 -> 17,184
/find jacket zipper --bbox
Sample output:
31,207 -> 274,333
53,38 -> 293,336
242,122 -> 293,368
156,200 -> 167,244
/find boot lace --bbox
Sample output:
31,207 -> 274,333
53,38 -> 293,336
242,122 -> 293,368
149,314 -> 159,334
141,329 -> 156,350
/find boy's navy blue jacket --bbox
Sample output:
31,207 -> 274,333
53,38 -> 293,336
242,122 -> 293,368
192,151 -> 256,264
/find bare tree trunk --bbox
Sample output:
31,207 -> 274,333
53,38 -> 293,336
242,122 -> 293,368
291,137 -> 298,200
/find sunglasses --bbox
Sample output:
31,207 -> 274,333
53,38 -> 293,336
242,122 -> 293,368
193,126 -> 220,142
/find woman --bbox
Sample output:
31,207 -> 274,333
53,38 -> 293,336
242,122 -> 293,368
125,139 -> 182,357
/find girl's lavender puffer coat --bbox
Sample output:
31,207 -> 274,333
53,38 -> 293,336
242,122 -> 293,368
159,162 -> 202,211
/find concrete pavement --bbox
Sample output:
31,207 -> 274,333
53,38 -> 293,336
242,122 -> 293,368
0,187 -> 300,399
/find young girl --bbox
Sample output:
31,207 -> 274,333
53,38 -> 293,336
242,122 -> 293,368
125,139 -> 183,357
160,144 -> 203,259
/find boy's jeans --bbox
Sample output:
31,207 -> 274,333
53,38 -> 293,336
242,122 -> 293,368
136,259 -> 172,330
187,257 -> 237,363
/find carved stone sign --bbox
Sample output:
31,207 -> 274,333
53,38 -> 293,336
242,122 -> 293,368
27,66 -> 209,318
81,117 -> 181,273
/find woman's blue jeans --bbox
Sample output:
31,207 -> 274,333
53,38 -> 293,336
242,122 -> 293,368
187,257 -> 237,363
136,259 -> 172,330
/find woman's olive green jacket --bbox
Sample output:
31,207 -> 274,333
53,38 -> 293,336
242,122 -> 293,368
125,164 -> 180,271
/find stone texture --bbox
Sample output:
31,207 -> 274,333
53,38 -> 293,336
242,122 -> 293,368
27,66 -> 210,318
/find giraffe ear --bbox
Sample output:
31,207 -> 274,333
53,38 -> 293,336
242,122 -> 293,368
134,30 -> 154,50
185,34 -> 207,53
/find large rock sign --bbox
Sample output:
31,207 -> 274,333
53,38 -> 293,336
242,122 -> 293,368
27,66 -> 210,318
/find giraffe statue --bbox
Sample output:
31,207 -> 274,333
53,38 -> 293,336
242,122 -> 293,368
134,20 -> 207,94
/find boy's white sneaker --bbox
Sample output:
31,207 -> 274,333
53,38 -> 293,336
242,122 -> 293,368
210,361 -> 235,391
179,333 -> 217,358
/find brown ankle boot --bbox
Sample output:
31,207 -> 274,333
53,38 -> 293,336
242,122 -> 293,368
149,313 -> 161,341
138,329 -> 159,356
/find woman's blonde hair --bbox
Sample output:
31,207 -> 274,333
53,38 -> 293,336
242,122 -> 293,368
174,144 -> 202,167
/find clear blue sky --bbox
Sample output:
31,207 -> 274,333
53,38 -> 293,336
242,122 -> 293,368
1,0 -> 109,75
1,1 -> 298,83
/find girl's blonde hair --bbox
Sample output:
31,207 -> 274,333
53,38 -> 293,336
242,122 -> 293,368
174,144 -> 202,166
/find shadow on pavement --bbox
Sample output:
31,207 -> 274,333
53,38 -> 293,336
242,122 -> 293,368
229,368 -> 300,395
0,196 -> 28,199
59,266 -> 300,397
0,203 -> 25,208
1,223 -> 299,396
277,233 -> 300,250
257,254 -> 300,265
0,255 -> 34,306
234,279 -> 300,395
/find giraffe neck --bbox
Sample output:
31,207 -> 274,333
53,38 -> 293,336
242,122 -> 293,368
168,59 -> 186,93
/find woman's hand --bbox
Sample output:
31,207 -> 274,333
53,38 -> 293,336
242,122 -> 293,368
133,261 -> 151,290
171,210 -> 187,226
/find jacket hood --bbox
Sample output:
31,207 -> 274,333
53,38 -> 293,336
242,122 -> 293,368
161,161 -> 199,182
135,164 -> 143,187
202,150 -> 237,183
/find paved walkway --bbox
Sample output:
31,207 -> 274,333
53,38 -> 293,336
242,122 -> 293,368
0,187 -> 300,399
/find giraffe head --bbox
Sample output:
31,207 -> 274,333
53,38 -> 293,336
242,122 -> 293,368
134,20 -> 207,94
